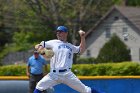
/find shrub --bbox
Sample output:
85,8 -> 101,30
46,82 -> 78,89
72,62 -> 140,76
0,65 -> 26,76
0,62 -> 140,76
96,34 -> 131,63
76,57 -> 96,64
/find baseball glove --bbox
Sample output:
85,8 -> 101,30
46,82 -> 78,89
35,44 -> 54,60
43,48 -> 54,60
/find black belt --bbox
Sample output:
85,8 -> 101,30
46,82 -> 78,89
53,68 -> 71,73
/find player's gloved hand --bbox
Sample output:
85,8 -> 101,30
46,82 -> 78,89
43,48 -> 54,60
35,44 -> 45,54
35,44 -> 54,60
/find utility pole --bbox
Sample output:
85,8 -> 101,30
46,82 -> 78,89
72,11 -> 80,64
72,11 -> 80,45
122,0 -> 128,6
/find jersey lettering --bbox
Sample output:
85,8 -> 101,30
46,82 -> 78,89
58,44 -> 72,52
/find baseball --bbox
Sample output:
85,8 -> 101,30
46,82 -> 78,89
78,30 -> 85,36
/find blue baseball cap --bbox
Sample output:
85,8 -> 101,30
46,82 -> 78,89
56,26 -> 68,32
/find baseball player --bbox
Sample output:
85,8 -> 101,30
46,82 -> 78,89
34,26 -> 105,93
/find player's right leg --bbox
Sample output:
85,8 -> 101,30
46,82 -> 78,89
34,89 -> 42,93
34,73 -> 58,93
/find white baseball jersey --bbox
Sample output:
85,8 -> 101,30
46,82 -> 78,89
40,40 -> 80,70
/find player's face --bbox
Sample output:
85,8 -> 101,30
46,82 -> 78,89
56,31 -> 68,41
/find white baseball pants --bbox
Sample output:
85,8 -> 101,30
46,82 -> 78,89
36,70 -> 91,93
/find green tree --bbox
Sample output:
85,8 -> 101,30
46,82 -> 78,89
96,34 -> 131,63
126,0 -> 140,6
0,25 -> 10,50
0,0 -> 126,50
0,0 -> 15,50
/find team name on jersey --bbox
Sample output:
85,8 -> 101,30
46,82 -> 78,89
58,44 -> 72,52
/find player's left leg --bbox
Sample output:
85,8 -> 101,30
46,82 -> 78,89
63,71 -> 105,93
63,71 -> 91,93
91,87 -> 105,93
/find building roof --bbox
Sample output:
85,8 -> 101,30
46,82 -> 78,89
86,5 -> 140,37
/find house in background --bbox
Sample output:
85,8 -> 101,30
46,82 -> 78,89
81,5 -> 140,62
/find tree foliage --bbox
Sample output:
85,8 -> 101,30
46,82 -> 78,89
0,0 -> 140,63
126,0 -> 140,6
0,25 -> 13,51
96,34 -> 131,63
0,0 -> 15,50
0,0 -> 130,49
